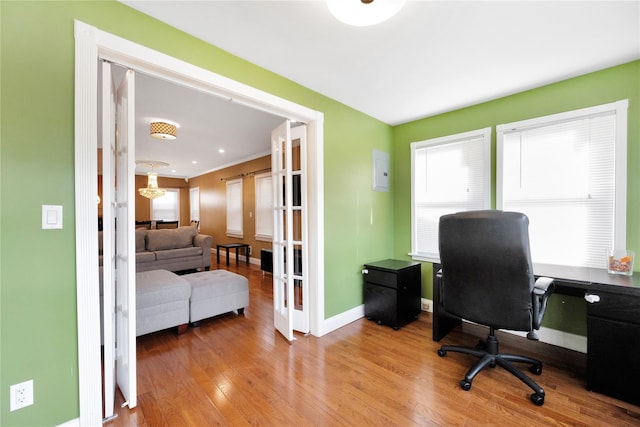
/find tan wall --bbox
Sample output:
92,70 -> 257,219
98,151 -> 271,257
134,174 -> 191,225
189,155 -> 272,258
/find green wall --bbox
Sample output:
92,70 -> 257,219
0,1 -> 393,425
392,61 -> 640,335
2,1 -> 638,425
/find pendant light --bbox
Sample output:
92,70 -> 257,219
326,0 -> 406,27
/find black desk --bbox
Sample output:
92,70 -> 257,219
216,243 -> 250,266
432,263 -> 640,406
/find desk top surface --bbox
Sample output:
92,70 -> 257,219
535,263 -> 640,296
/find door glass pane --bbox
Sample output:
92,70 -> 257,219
292,210 -> 302,241
294,278 -> 303,310
292,138 -> 301,172
293,244 -> 303,276
279,138 -> 286,171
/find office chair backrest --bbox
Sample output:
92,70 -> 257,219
438,210 -> 535,331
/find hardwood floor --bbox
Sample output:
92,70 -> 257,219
108,262 -> 640,426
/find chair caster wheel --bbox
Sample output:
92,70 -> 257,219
437,349 -> 447,357
530,364 -> 542,375
530,393 -> 544,406
460,380 -> 472,391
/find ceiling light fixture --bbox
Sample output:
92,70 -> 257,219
150,121 -> 177,140
136,161 -> 169,199
326,0 -> 406,27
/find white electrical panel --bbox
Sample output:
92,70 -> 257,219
372,150 -> 389,192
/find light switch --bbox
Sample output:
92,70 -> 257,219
42,205 -> 63,229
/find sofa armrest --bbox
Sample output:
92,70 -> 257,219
194,234 -> 213,251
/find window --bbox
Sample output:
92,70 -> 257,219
226,178 -> 243,238
151,188 -> 180,222
497,100 -> 628,268
189,187 -> 200,222
411,127 -> 491,261
254,172 -> 273,241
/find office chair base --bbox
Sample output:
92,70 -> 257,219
438,335 -> 546,406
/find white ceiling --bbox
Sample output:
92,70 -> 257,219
121,0 -> 640,179
130,68 -> 283,179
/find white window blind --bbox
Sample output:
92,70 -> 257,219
189,187 -> 200,222
497,100 -> 628,268
411,127 -> 491,261
151,189 -> 179,222
226,178 -> 243,238
254,172 -> 273,241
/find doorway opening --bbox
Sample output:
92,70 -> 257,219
75,20 -> 325,425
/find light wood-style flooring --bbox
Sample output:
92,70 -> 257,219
108,261 -> 640,426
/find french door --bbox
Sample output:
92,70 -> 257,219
271,121 -> 309,341
115,68 -> 137,409
101,63 -> 137,416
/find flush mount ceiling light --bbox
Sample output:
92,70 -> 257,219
136,161 -> 169,199
150,121 -> 177,140
326,0 -> 406,27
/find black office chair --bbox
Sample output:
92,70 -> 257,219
436,210 -> 554,406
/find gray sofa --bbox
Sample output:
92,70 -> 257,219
135,226 -> 213,272
99,226 -> 213,273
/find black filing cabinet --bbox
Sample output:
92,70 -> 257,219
587,290 -> 640,406
363,259 -> 421,330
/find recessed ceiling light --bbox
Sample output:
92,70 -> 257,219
192,160 -> 198,164
171,169 -> 177,173
218,149 -> 225,154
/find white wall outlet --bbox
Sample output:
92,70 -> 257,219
10,379 -> 34,411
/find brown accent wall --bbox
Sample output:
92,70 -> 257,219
189,155 -> 272,258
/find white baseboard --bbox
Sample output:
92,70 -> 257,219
419,298 -> 586,353
318,304 -> 365,337
504,326 -> 587,353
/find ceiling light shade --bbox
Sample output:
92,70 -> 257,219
138,172 -> 166,199
150,121 -> 177,140
326,0 -> 406,27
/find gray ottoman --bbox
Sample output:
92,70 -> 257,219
184,269 -> 249,324
136,269 -> 191,336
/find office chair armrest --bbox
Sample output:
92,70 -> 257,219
534,276 -> 554,294
531,277 -> 554,332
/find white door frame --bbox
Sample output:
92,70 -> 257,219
74,20 -> 325,425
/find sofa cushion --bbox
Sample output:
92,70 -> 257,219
154,246 -> 203,260
146,227 -> 197,252
135,229 -> 147,252
186,270 -> 249,299
136,251 -> 156,263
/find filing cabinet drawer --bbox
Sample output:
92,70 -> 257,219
586,290 -> 640,324
363,268 -> 399,288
